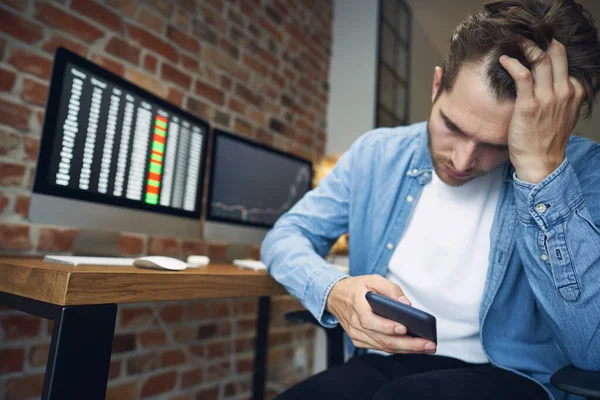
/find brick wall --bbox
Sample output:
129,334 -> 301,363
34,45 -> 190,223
0,0 -> 333,398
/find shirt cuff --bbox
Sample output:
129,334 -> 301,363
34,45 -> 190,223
513,158 -> 585,231
304,263 -> 349,328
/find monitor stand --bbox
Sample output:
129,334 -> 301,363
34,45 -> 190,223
72,229 -> 121,257
225,242 -> 254,262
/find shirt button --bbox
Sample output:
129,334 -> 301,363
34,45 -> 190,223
406,195 -> 414,203
386,243 -> 394,250
423,172 -> 430,178
540,254 -> 549,262
535,203 -> 547,213
412,168 -> 419,175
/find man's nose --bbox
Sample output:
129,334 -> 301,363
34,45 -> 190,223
452,140 -> 478,172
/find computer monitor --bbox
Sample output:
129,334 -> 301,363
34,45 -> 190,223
205,129 -> 313,247
30,48 -> 209,255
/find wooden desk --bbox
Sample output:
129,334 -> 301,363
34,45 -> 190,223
0,257 -> 287,400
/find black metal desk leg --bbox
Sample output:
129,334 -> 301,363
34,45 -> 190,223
252,296 -> 271,400
42,304 -> 117,400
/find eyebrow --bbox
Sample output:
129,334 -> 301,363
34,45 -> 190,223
440,109 -> 509,150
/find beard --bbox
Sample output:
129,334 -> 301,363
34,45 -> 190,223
426,120 -> 486,187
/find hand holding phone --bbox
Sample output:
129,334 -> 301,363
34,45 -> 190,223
326,275 -> 437,354
365,291 -> 437,343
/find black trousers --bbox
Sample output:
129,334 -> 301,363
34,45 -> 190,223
275,353 -> 549,400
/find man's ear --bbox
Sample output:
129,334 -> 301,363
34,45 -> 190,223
432,66 -> 444,103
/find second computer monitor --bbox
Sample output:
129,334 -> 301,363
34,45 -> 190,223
205,129 -> 313,244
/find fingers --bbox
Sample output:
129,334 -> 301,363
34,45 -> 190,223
353,326 -> 437,354
547,39 -> 570,94
521,39 -> 554,98
368,275 -> 412,306
499,55 -> 535,102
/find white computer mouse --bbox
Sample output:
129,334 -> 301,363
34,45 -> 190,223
133,256 -> 187,271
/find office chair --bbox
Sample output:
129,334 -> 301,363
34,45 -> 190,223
285,310 -> 600,400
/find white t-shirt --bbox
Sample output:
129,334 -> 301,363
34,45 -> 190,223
372,167 -> 503,363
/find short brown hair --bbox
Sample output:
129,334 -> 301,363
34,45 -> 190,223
440,0 -> 600,117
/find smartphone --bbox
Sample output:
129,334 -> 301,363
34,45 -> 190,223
365,291 -> 437,343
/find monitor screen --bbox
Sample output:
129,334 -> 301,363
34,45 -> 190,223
34,48 -> 208,219
206,129 -> 313,229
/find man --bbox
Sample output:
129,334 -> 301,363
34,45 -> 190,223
261,0 -> 600,399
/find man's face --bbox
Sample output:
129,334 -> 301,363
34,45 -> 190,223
427,63 -> 514,186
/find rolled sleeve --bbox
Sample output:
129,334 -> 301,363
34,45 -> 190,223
513,159 -> 585,231
304,264 -> 349,327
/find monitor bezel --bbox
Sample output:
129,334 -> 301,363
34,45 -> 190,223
33,47 -> 209,220
206,128 -> 314,230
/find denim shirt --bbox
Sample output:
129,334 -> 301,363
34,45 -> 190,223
261,121 -> 600,399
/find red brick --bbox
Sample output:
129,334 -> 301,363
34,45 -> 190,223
205,360 -> 230,381
214,109 -> 230,126
200,5 -> 227,34
167,87 -> 184,107
112,333 -> 136,353
126,67 -> 162,96
181,240 -> 205,257
92,54 -> 125,77
259,15 -> 283,42
143,53 -> 158,73
106,381 -> 137,400
4,374 -> 44,400
0,348 -> 24,373
235,337 -> 256,353
141,371 -> 176,398
168,26 -> 200,54
119,234 -> 144,256
21,78 -> 48,107
0,224 -> 31,250
0,162 -> 26,186
249,109 -> 266,126
207,241 -> 227,261
161,63 -> 192,89
197,323 -> 217,340
228,98 -> 247,115
127,352 -> 160,375
105,37 -> 140,65
8,48 -> 52,80
42,33 -> 87,57
28,344 -> 49,367
71,0 -> 122,32
0,37 -> 5,59
257,128 -> 273,146
181,53 -> 200,74
127,23 -> 178,63
207,341 -> 229,358
136,6 -> 164,34
145,0 -> 174,17
180,367 -> 203,388
194,386 -> 218,400
186,97 -> 212,120
108,359 -> 120,380
1,315 -> 40,340
0,0 -> 27,11
0,67 -> 16,92
173,326 -> 196,343
188,344 -> 204,357
36,3 -> 105,43
234,117 -> 253,137
160,304 -> 184,323
235,83 -> 262,106
38,228 -> 78,252
195,80 -> 224,105
106,0 -> 138,17
161,349 -> 185,367
243,53 -> 268,77
139,329 -> 167,348
120,307 -> 154,328
237,318 -> 257,334
220,75 -> 232,91
0,8 -> 43,44
219,37 -> 238,59
0,192 -> 8,214
186,303 -> 208,320
148,237 -> 180,257
15,194 -> 29,218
